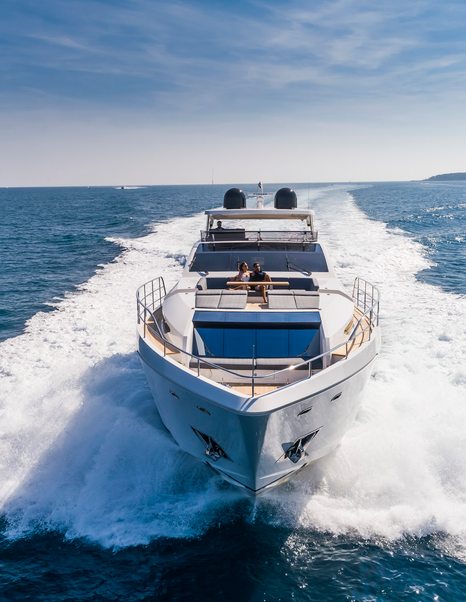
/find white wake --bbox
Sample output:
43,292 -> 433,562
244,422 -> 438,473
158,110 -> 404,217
0,185 -> 465,551
267,186 -> 466,554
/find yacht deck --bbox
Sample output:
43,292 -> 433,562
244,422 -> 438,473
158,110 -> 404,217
142,305 -> 371,397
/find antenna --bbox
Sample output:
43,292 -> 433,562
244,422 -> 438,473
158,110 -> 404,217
256,180 -> 264,208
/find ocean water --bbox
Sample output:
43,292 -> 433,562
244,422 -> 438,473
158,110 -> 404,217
0,182 -> 465,601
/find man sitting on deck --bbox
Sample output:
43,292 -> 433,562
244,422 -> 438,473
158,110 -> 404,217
250,262 -> 272,302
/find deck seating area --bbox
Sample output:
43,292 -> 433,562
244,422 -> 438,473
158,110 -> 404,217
206,229 -> 246,242
195,289 -> 319,310
198,276 -> 318,291
195,275 -> 319,310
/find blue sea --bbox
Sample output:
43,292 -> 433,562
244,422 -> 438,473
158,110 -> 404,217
0,182 -> 465,601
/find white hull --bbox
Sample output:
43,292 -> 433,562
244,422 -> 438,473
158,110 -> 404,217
139,330 -> 380,493
136,193 -> 381,493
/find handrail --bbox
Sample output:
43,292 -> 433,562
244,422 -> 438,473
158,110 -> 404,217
200,230 -> 318,243
136,276 -> 380,397
226,281 -> 291,287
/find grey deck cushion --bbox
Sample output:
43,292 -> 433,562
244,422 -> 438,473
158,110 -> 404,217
196,289 -> 247,309
197,288 -> 319,309
195,293 -> 221,308
267,290 -> 294,296
267,290 -> 320,309
218,290 -> 248,309
294,293 -> 320,309
267,291 -> 297,309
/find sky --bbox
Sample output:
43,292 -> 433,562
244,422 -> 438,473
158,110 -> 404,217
2,0 -> 466,186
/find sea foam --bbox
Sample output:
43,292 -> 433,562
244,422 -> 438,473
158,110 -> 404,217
0,186 -> 465,550
264,187 -> 466,552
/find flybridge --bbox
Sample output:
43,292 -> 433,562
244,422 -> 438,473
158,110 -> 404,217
208,185 -> 312,220
204,208 -> 316,240
221,186 -> 298,210
205,186 -> 316,239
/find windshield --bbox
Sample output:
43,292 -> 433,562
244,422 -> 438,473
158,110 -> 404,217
190,246 -> 328,273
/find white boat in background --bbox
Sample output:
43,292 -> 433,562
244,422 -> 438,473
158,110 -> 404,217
137,187 -> 381,493
116,185 -> 146,190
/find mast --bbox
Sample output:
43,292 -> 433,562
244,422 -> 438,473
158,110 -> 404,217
256,181 -> 264,208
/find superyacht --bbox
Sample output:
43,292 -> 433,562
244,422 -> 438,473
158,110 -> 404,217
137,187 -> 380,493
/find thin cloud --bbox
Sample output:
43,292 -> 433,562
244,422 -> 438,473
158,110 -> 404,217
2,0 -> 466,117
27,33 -> 92,52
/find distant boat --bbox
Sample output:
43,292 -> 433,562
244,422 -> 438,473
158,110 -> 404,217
115,186 -> 146,190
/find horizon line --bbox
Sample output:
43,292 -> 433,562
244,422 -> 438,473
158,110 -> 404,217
0,178 -> 431,189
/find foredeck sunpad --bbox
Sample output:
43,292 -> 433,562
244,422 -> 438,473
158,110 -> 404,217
295,294 -> 320,309
195,293 -> 221,308
196,289 -> 247,309
218,291 -> 248,309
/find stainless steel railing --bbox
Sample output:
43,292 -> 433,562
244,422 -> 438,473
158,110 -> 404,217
200,230 -> 318,243
136,277 -> 166,339
136,276 -> 380,398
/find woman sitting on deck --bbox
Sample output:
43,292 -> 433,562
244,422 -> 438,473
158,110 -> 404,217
230,261 -> 251,289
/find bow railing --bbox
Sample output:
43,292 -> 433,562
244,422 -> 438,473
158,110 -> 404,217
136,276 -> 380,398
